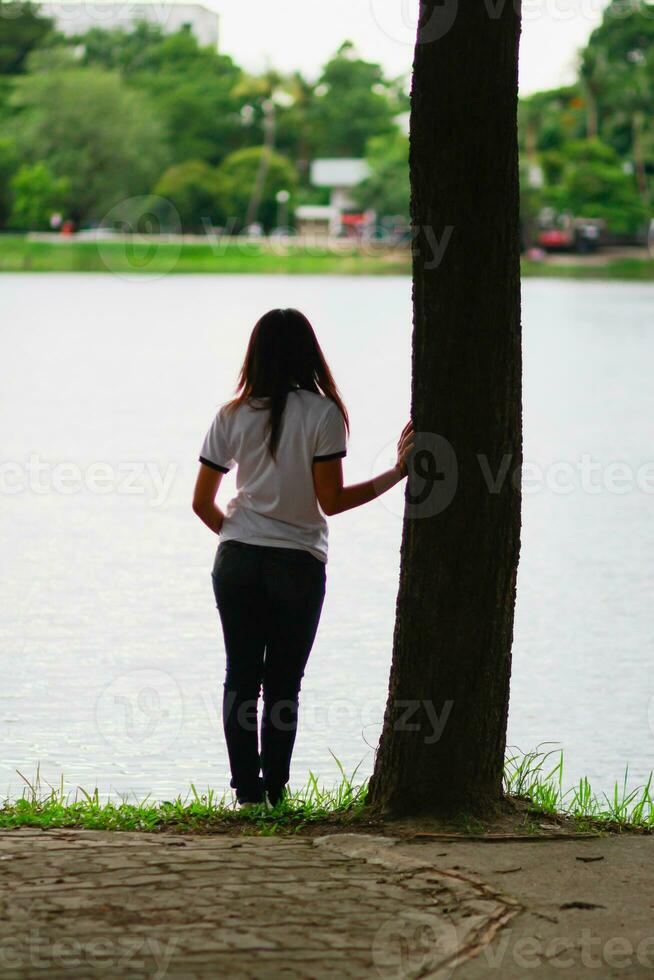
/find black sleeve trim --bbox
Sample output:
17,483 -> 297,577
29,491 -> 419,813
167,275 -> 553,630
199,455 -> 230,474
313,450 -> 347,462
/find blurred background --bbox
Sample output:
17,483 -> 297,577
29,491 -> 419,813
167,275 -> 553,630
0,0 -> 652,261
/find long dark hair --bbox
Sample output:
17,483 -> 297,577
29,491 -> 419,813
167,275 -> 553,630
226,308 -> 349,458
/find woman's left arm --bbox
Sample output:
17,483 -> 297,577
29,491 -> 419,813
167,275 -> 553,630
192,463 -> 225,534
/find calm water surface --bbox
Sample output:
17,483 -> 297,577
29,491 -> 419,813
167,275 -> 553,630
1,273 -> 653,801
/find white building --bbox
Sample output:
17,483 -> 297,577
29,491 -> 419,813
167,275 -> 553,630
37,1 -> 219,49
310,159 -> 369,212
294,205 -> 340,239
308,157 -> 372,235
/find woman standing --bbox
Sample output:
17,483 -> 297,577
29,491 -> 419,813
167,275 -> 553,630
193,308 -> 413,807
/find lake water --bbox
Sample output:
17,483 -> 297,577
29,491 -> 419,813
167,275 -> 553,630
1,273 -> 653,803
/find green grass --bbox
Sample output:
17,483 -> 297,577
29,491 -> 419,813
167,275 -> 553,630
1,749 -> 652,834
0,235 -> 411,276
0,235 -> 653,279
0,759 -> 369,834
520,257 -> 654,280
505,744 -> 654,830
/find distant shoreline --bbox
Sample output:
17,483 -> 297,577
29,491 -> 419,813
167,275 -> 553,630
1,236 -> 652,280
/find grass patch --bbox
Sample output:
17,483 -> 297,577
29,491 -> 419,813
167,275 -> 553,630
0,235 -> 652,279
505,744 -> 654,830
0,760 -> 369,835
0,235 -> 411,276
1,749 -> 652,834
520,257 -> 654,281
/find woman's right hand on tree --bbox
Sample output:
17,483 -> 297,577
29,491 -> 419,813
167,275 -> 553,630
396,421 -> 414,477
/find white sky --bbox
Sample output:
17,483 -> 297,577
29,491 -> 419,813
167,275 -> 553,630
210,0 -> 610,95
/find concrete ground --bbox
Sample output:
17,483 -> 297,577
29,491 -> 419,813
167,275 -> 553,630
0,828 -> 652,978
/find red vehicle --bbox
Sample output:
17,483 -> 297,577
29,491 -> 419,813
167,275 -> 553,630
537,210 -> 604,254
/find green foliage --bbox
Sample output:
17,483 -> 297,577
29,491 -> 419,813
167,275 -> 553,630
518,1 -> 654,229
518,86 -> 585,153
0,1 -> 54,74
355,129 -> 409,220
273,71 -> 317,182
0,235 -> 415,275
504,746 -> 654,828
2,750 -> 652,833
539,150 -> 566,185
154,160 -> 222,232
308,41 -> 406,157
579,1 -> 654,179
10,66 -> 168,223
216,146 -> 297,230
0,763 -> 369,833
0,135 -> 19,226
1,235 -> 653,278
584,0 -> 654,64
80,25 -> 245,166
519,160 -> 543,233
1,1 -> 650,235
540,139 -> 646,234
8,160 -> 68,228
130,34 -> 244,166
74,21 -> 166,74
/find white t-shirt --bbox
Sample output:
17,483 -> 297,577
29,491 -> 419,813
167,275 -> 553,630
199,389 -> 347,563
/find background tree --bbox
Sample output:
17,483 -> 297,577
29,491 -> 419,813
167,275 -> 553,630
518,86 -> 585,156
1,0 -> 650,234
541,139 -> 646,234
154,160 -> 222,232
79,26 -> 245,166
130,30 -> 245,166
355,130 -> 410,222
275,71 -> 316,185
216,146 -> 297,231
579,47 -> 609,140
0,1 -> 54,75
580,0 -> 654,204
308,41 -> 406,157
602,62 -> 652,208
0,137 -> 19,227
368,0 -> 523,815
73,21 -> 164,74
8,161 -> 68,228
10,62 -> 168,223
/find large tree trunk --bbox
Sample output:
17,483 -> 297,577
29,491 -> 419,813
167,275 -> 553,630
368,0 -> 523,816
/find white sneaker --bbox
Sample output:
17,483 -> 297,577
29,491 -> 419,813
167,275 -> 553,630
237,798 -> 263,812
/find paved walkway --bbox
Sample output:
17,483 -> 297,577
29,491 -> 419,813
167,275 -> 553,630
0,829 -> 651,978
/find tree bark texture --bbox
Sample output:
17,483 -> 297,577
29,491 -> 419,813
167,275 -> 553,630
368,0 -> 523,815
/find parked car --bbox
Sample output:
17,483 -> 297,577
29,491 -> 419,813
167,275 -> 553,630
536,209 -> 604,254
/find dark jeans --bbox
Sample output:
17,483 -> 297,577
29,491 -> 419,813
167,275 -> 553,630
212,540 -> 326,803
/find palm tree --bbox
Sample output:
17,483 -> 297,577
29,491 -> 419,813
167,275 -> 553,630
234,71 -> 292,228
604,61 -> 652,209
579,47 -> 609,140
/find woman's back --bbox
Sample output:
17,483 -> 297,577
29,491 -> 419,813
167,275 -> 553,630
200,389 -> 347,562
